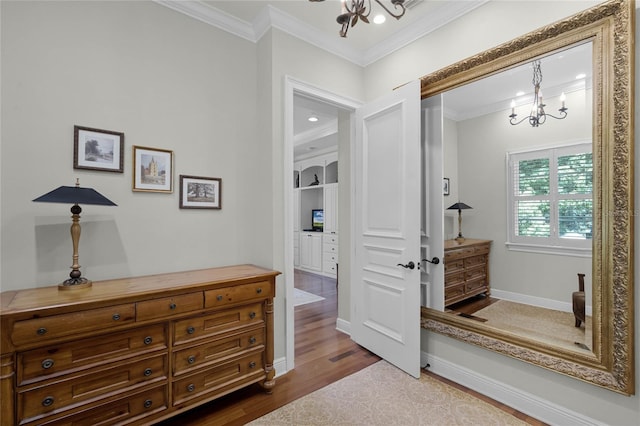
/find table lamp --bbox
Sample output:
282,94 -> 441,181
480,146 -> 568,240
447,202 -> 473,243
33,179 -> 116,290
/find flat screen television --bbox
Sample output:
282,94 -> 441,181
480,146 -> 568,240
312,209 -> 324,231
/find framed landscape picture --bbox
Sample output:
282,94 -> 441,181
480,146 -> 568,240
73,125 -> 124,172
179,175 -> 221,209
132,146 -> 173,193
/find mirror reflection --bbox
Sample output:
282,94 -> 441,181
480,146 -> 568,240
437,42 -> 594,354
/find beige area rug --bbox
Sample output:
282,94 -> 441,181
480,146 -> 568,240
472,300 -> 592,352
248,361 -> 527,426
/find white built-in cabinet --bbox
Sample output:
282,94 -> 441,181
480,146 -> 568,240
293,152 -> 338,277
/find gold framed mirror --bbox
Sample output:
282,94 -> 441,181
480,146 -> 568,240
420,0 -> 634,395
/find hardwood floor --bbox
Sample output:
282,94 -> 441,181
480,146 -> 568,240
159,270 -> 545,426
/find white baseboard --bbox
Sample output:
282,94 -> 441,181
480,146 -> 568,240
491,288 -> 593,316
421,352 -> 605,426
273,357 -> 288,378
336,317 -> 350,335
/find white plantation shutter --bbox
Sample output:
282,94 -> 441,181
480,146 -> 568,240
507,142 -> 592,255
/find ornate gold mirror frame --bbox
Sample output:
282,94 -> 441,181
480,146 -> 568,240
420,0 -> 635,395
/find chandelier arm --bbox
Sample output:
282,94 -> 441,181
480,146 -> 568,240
544,111 -> 568,120
373,0 -> 406,19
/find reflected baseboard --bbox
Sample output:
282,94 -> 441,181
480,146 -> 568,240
491,289 -> 593,317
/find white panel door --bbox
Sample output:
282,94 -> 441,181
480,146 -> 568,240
352,80 -> 421,378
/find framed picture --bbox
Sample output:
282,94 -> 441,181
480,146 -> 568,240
132,146 -> 173,193
73,125 -> 124,172
179,175 -> 222,209
443,178 -> 450,196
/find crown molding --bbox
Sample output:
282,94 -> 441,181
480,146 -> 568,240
362,0 -> 489,66
154,1 -> 489,67
154,0 -> 256,41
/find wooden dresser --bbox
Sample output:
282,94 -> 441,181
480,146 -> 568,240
444,239 -> 491,306
0,264 -> 279,426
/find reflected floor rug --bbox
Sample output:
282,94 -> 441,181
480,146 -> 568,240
293,288 -> 325,307
248,361 -> 527,426
472,300 -> 592,352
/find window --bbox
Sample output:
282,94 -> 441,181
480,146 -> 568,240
507,142 -> 592,256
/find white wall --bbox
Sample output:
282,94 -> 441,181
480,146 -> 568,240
0,1 -> 260,290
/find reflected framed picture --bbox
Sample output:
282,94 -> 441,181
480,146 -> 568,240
132,146 -> 173,193
443,178 -> 450,196
179,175 -> 221,209
73,125 -> 124,172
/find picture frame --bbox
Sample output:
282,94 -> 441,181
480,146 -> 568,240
443,178 -> 450,196
132,145 -> 173,193
179,175 -> 222,209
73,125 -> 124,172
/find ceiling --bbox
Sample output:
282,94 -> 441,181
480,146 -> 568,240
156,1 -> 593,159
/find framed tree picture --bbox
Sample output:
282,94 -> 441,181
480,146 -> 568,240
179,175 -> 221,209
73,125 -> 124,172
132,146 -> 173,193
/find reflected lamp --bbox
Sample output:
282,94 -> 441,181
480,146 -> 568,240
33,179 -> 116,290
447,202 -> 473,243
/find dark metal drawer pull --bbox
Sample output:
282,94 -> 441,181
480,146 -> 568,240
144,336 -> 153,345
42,396 -> 54,407
188,355 -> 196,364
249,336 -> 256,345
41,359 -> 55,369
143,368 -> 152,377
249,361 -> 256,369
216,295 -> 223,301
169,303 -> 177,310
37,327 -> 47,336
144,399 -> 153,409
256,288 -> 263,294
187,326 -> 195,334
187,384 -> 195,392
112,313 -> 121,321
249,312 -> 256,319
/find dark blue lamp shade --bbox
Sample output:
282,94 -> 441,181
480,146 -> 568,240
33,185 -> 116,206
33,180 -> 116,290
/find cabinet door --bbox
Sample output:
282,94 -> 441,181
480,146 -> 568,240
324,184 -> 338,233
300,233 -> 322,272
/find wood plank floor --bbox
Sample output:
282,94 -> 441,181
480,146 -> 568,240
159,270 -> 545,426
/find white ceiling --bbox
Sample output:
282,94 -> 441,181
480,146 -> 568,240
155,1 -> 593,159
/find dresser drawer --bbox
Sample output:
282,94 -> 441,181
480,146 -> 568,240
323,242 -> 338,254
172,352 -> 264,406
11,304 -> 136,347
18,324 -> 166,386
466,277 -> 488,293
173,303 -> 264,346
36,385 -> 168,426
323,234 -> 338,245
324,252 -> 338,264
18,354 -> 167,423
323,261 -> 338,274
444,258 -> 464,273
204,281 -> 271,308
137,292 -> 203,322
173,327 -> 265,376
444,247 -> 475,261
444,283 -> 465,301
464,254 -> 487,268
444,271 -> 464,287
465,267 -> 487,281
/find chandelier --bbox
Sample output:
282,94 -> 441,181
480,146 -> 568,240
509,60 -> 568,127
309,0 -> 407,38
